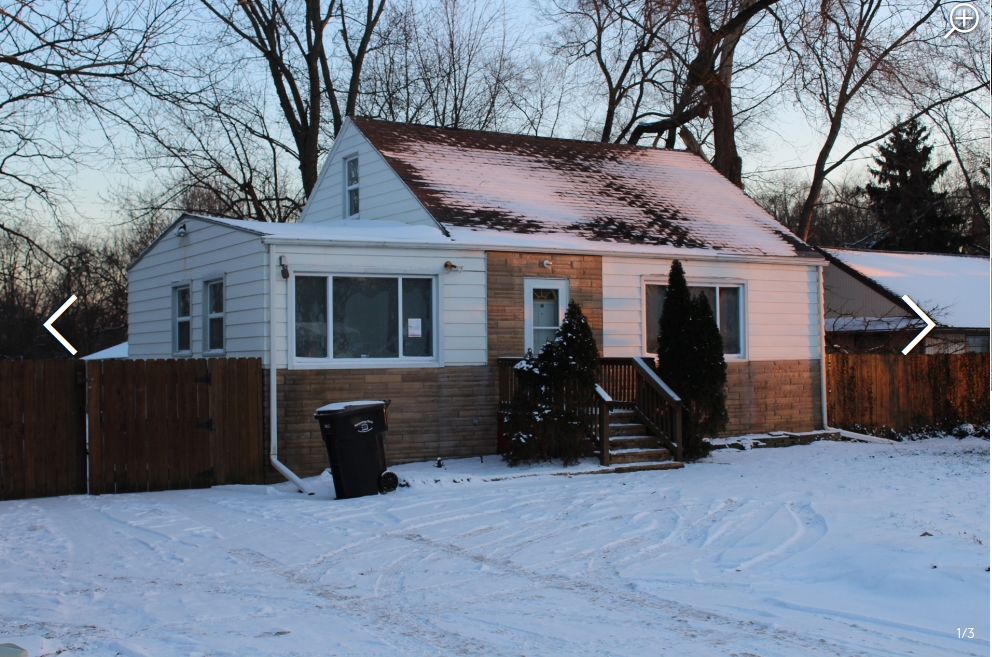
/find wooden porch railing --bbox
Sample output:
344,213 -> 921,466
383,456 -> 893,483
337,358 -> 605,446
497,356 -> 683,463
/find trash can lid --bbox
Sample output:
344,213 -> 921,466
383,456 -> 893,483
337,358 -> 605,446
315,400 -> 387,413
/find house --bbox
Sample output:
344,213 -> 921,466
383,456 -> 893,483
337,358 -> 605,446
127,117 -> 828,480
821,248 -> 990,354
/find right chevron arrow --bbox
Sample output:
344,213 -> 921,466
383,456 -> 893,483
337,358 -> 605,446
900,295 -> 937,355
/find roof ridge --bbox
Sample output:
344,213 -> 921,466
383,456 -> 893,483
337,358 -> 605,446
350,116 -> 700,157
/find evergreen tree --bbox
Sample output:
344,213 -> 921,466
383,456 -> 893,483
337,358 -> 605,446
504,300 -> 600,466
865,119 -> 966,253
656,260 -> 727,460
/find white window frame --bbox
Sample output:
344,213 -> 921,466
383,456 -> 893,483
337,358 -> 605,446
291,273 -> 439,369
642,278 -> 746,360
173,281 -> 192,356
343,155 -> 360,218
523,278 -> 569,354
203,278 -> 225,354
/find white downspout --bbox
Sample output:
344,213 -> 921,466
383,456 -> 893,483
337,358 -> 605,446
817,264 -> 829,430
268,245 -> 314,495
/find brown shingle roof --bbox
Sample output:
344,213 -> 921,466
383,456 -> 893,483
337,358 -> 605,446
351,117 -> 815,257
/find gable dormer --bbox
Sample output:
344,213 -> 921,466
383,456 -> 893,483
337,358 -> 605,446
298,118 -> 440,230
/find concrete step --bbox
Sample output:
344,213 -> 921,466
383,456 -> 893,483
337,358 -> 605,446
608,422 -> 649,437
609,435 -> 660,450
607,447 -> 672,464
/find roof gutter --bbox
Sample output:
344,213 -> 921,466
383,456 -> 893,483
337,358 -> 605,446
260,236 -> 826,267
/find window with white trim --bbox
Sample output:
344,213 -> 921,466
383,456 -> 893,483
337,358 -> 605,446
645,284 -> 742,356
524,278 -> 568,354
295,275 -> 434,360
174,285 -> 191,353
344,156 -> 360,217
205,280 -> 224,352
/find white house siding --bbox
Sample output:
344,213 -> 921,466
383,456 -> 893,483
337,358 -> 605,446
128,219 -> 267,359
601,256 -> 821,361
299,121 -> 436,227
269,243 -> 487,369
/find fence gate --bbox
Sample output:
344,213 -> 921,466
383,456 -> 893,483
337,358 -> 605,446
87,358 -> 265,494
0,360 -> 87,500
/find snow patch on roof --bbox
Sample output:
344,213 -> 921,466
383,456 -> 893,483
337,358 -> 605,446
352,118 -> 813,258
825,249 -> 990,329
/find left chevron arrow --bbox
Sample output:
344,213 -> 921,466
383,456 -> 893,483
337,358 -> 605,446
44,295 -> 78,355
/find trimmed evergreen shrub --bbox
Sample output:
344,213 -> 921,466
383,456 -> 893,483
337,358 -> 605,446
656,260 -> 728,460
504,300 -> 600,466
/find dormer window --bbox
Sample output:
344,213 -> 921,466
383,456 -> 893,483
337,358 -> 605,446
345,156 -> 360,217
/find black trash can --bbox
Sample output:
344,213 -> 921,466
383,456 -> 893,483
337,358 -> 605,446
314,400 -> 398,499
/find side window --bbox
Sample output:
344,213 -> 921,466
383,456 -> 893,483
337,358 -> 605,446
646,284 -> 742,357
175,285 -> 191,353
205,280 -> 224,352
344,156 -> 360,218
296,276 -> 328,358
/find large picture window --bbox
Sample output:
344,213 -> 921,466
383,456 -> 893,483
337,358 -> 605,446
295,275 -> 434,360
645,284 -> 742,356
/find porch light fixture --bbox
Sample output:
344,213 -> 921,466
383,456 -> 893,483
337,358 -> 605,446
541,260 -> 552,268
279,255 -> 290,279
443,261 -> 462,272
174,223 -> 187,237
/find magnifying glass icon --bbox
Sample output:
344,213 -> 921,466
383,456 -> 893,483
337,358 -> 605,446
945,3 -> 980,38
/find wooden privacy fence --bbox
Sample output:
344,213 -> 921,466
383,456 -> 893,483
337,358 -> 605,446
0,358 -> 264,500
0,360 -> 87,500
827,353 -> 990,431
88,358 -> 265,494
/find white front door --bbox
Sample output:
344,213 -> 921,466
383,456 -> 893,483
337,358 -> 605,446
523,278 -> 568,354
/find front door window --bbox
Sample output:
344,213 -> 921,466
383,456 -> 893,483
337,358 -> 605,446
532,288 -> 560,351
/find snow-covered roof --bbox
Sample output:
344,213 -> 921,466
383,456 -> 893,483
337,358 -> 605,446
824,249 -> 990,329
351,118 -> 817,258
81,342 -> 128,360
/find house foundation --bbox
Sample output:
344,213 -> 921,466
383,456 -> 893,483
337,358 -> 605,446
263,365 -> 498,481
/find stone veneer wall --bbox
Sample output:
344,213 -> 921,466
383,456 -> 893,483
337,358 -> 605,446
487,251 -> 603,360
263,365 -> 496,482
722,359 -> 823,436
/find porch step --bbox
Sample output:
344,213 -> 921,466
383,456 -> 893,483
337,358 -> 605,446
609,409 -> 636,422
609,422 -> 649,437
608,435 -> 659,450
607,447 -> 672,464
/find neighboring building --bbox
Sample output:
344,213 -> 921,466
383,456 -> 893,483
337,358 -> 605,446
81,342 -> 129,360
821,248 -> 990,354
127,117 -> 828,477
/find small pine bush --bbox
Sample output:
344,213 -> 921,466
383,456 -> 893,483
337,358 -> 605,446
656,260 -> 728,460
504,300 -> 600,466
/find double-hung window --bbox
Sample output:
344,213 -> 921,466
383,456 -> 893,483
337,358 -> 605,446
174,285 -> 191,353
295,275 -> 434,361
344,156 -> 360,218
645,283 -> 742,357
205,280 -> 224,353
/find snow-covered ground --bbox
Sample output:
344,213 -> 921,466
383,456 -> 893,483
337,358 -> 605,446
1,437 -> 988,656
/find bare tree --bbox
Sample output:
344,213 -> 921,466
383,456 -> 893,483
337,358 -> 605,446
624,0 -> 782,188
1,0 -> 181,241
359,0 -> 525,131
786,0 -> 988,241
542,0 -> 681,143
